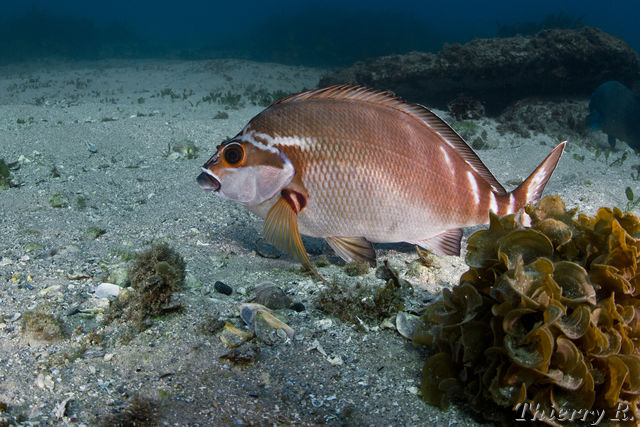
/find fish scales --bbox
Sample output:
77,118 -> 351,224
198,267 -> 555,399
248,98 -> 494,241
197,84 -> 565,280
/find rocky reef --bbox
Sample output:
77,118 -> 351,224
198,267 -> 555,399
320,27 -> 640,114
415,196 -> 640,424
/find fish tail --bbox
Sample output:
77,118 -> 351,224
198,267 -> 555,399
498,141 -> 566,215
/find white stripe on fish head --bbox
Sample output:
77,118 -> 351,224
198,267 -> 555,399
242,124 -> 318,151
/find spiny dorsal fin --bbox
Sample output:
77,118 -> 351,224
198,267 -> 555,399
275,84 -> 408,107
277,84 -> 506,195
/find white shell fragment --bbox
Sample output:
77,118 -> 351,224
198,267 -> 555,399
380,317 -> 396,330
219,322 -> 254,348
314,318 -> 333,331
307,339 -> 327,356
327,355 -> 344,365
239,303 -> 295,341
94,283 -> 122,299
307,339 -> 343,365
395,311 -> 421,340
36,372 -> 55,391
54,396 -> 74,419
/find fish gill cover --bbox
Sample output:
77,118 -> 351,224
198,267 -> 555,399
415,195 -> 640,424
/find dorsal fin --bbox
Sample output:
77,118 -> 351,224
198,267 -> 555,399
277,84 -> 506,195
275,84 -> 408,107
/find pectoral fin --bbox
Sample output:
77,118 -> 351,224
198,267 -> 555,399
326,236 -> 376,266
263,192 -> 325,282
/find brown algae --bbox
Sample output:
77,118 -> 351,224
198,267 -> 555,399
416,195 -> 640,423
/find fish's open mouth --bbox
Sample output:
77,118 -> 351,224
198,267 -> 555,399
197,169 -> 221,192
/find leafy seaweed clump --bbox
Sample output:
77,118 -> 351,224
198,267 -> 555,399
343,261 -> 370,276
22,306 -> 65,343
129,243 -> 185,317
0,159 -> 10,190
316,262 -> 408,324
99,395 -> 158,427
416,196 -> 640,423
107,243 -> 186,330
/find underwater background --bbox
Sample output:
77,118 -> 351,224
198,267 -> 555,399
1,0 -> 640,426
0,0 -> 638,66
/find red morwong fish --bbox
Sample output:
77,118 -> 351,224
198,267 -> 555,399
197,85 -> 564,280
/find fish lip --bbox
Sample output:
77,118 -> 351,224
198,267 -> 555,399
197,168 -> 221,192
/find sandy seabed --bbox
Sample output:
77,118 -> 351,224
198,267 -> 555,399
0,58 -> 637,425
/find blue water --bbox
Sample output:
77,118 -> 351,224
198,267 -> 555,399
0,0 -> 637,65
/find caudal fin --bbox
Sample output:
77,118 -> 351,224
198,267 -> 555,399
501,142 -> 566,215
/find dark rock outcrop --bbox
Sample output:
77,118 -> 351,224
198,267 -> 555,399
319,27 -> 640,114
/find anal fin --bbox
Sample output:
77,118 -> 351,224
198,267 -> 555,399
263,194 -> 325,282
326,236 -> 376,267
412,228 -> 463,256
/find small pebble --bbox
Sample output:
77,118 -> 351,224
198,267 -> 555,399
396,311 -> 421,340
107,267 -> 129,286
94,283 -> 121,299
219,344 -> 260,365
39,285 -> 62,296
198,317 -> 225,336
290,302 -> 305,312
315,318 -> 333,331
254,238 -> 280,258
214,281 -> 233,295
254,282 -> 291,309
86,142 -> 98,153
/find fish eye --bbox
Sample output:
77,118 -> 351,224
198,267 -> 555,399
223,143 -> 244,165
